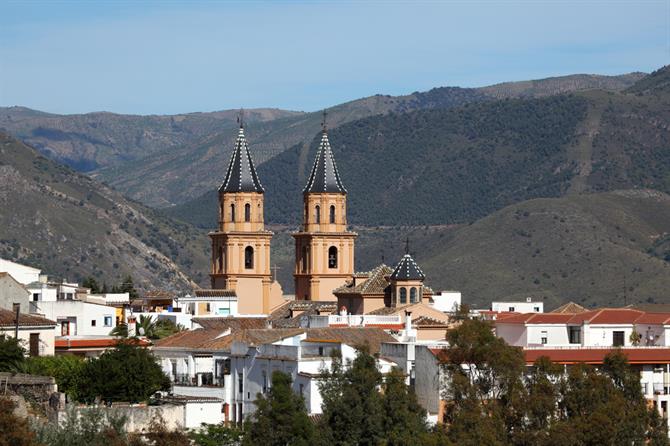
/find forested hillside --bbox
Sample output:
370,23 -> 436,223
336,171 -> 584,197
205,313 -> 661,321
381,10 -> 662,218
167,67 -> 670,228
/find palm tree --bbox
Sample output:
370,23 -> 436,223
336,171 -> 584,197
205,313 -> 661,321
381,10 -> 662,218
109,315 -> 185,340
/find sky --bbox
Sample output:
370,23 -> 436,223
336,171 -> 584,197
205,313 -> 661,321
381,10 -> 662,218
0,0 -> 668,115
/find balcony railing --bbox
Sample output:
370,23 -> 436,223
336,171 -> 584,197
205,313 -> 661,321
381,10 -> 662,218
309,315 -> 402,328
172,373 -> 224,387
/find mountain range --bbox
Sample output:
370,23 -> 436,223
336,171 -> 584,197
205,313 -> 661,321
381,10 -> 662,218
0,68 -> 668,309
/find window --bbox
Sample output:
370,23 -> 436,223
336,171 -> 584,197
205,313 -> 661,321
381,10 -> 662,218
301,246 -> 308,272
534,306 -> 540,312
244,203 -> 251,222
32,293 -> 39,302
318,346 -> 324,356
230,203 -> 235,221
91,319 -> 97,327
399,287 -> 407,304
315,205 -> 320,224
238,373 -> 243,395
569,326 -> 581,344
328,246 -> 338,269
104,316 -> 112,327
171,360 -> 177,379
206,303 -> 211,312
329,205 -> 336,224
29,333 -> 39,357
262,370 -> 267,394
66,293 -> 73,300
541,331 -> 548,345
218,246 -> 224,272
613,331 -> 625,347
299,383 -> 304,397
244,246 -> 254,269
410,287 -> 417,303
509,307 -> 515,312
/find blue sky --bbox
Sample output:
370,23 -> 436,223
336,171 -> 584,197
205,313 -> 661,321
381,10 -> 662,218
0,1 -> 668,115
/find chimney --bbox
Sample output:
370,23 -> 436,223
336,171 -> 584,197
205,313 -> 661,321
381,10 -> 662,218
127,317 -> 137,337
405,310 -> 412,333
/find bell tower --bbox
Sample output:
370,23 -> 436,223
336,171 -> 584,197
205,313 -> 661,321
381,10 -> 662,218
293,113 -> 356,301
209,120 -> 274,314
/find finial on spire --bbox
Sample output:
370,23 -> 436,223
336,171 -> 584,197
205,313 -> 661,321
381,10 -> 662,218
321,109 -> 328,133
237,108 -> 245,128
405,237 -> 410,255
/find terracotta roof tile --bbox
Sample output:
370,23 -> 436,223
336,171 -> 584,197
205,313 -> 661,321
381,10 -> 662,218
567,308 -> 644,325
524,348 -> 670,365
550,302 -> 588,314
192,317 -> 267,330
304,327 -> 397,354
153,329 -> 225,350
193,289 -> 237,298
0,308 -> 55,327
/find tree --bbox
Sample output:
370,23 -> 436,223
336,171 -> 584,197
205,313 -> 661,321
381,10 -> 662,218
243,371 -> 314,446
380,368 -> 432,446
120,275 -> 138,299
82,276 -> 101,294
110,315 -> 185,340
20,355 -> 87,401
78,341 -> 170,403
318,345 -> 385,446
0,397 -> 40,446
189,423 -> 243,446
0,334 -> 25,372
33,406 -> 129,446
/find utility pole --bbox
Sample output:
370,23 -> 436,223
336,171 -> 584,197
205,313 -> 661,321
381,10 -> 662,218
12,302 -> 20,338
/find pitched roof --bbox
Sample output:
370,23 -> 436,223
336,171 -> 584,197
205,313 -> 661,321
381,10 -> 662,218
551,301 -> 588,314
152,329 -> 225,350
269,300 -> 337,328
142,290 -> 175,300
496,313 -> 575,325
236,328 -> 305,346
192,317 -> 268,330
630,312 -> 670,325
390,254 -> 425,281
303,131 -> 346,194
628,303 -> 670,313
0,308 -> 55,327
567,308 -> 644,325
219,126 -> 264,193
334,264 -> 393,295
303,327 -> 397,354
193,289 -> 237,298
523,348 -> 670,365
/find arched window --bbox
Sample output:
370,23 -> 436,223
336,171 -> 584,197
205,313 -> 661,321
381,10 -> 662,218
217,246 -> 224,273
244,203 -> 251,222
257,203 -> 262,220
329,205 -> 336,224
315,205 -> 321,224
301,246 -> 308,272
399,287 -> 407,304
230,203 -> 235,222
244,246 -> 254,269
410,287 -> 417,303
328,246 -> 338,269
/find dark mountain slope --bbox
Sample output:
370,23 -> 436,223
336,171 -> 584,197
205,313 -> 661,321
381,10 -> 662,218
0,132 -> 210,291
168,94 -> 588,227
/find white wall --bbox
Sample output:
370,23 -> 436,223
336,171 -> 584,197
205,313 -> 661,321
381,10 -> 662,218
0,274 -> 30,312
37,300 -> 116,336
495,324 -> 528,346
184,401 -> 224,429
526,325 -> 570,346
0,325 -> 55,356
492,301 -> 543,313
584,325 -> 634,347
0,259 -> 40,285
431,292 -> 461,313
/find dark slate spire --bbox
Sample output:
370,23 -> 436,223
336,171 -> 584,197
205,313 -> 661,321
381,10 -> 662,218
390,253 -> 426,281
219,125 -> 264,193
303,115 -> 346,194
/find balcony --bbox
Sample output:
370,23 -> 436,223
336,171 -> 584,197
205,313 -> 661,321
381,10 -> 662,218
309,314 -> 402,328
173,373 -> 224,387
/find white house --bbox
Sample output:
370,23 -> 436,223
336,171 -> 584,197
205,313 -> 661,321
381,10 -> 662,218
34,299 -> 117,337
0,272 -> 30,313
430,291 -> 462,313
0,307 -> 56,356
229,327 -> 398,423
0,258 -> 41,285
491,298 -> 544,313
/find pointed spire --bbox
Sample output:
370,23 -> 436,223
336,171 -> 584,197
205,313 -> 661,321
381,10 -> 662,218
219,123 -> 264,193
303,114 -> 346,194
390,252 -> 426,281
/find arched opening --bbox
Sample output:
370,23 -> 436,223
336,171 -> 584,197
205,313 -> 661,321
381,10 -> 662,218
399,287 -> 407,304
315,205 -> 321,224
257,203 -> 262,221
301,246 -> 308,272
230,203 -> 236,222
244,203 -> 251,222
410,287 -> 417,303
328,246 -> 338,269
217,246 -> 224,273
244,246 -> 254,269
329,205 -> 336,224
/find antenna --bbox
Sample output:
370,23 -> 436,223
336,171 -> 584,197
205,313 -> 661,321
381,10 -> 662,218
321,110 -> 328,133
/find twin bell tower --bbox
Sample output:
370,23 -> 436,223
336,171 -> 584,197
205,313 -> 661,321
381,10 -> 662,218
209,112 -> 356,313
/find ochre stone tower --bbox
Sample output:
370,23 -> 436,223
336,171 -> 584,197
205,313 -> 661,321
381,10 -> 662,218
293,127 -> 356,301
210,124 -> 274,314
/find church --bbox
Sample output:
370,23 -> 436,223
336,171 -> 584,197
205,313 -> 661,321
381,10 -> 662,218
208,117 -> 438,318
